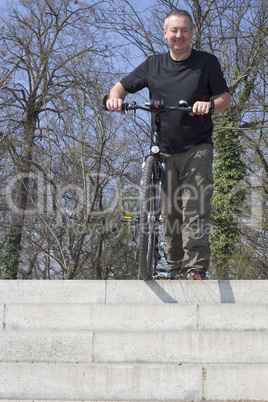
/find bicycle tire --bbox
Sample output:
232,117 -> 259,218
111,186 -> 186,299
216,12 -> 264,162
138,155 -> 158,280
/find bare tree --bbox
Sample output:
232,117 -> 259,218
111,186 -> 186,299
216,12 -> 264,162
0,0 -> 105,278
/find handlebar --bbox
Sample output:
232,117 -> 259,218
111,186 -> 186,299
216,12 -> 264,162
102,95 -> 193,113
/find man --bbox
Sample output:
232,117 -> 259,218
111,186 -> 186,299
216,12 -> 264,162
106,9 -> 231,280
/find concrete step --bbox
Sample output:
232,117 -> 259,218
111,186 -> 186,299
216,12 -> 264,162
0,330 -> 267,364
0,280 -> 267,401
2,302 -> 268,331
0,362 -> 268,401
1,279 -> 268,304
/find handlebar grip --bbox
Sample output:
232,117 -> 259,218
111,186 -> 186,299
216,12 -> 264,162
102,95 -> 108,111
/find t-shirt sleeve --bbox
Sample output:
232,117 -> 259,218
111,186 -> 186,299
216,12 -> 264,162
208,55 -> 229,96
120,59 -> 149,94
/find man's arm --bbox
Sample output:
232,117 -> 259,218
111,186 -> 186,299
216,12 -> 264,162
106,82 -> 129,113
213,92 -> 232,114
191,92 -> 231,116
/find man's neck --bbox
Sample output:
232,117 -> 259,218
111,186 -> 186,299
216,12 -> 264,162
170,47 -> 192,61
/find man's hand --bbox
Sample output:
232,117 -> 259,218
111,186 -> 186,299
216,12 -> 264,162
106,82 -> 129,114
106,97 -> 125,114
190,92 -> 231,116
190,101 -> 211,116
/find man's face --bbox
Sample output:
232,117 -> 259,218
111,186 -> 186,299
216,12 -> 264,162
163,15 -> 194,60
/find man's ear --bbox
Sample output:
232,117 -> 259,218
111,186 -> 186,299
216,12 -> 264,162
163,27 -> 167,39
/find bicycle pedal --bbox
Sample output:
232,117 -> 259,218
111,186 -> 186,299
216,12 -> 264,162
121,216 -> 133,223
156,271 -> 171,280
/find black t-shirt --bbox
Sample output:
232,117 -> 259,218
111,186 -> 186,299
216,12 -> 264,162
120,49 -> 229,153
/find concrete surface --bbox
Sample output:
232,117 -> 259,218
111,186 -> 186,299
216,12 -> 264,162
0,280 -> 267,401
0,279 -> 268,304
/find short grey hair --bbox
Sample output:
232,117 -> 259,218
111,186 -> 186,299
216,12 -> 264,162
163,9 -> 194,30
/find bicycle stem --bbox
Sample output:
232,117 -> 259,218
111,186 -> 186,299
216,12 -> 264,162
152,113 -> 161,150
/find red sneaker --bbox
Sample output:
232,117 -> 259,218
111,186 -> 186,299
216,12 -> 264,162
186,269 -> 205,280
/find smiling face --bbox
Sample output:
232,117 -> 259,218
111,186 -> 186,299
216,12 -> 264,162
163,15 -> 194,61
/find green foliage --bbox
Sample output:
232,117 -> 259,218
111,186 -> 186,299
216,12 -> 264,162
210,121 -> 247,279
0,224 -> 20,280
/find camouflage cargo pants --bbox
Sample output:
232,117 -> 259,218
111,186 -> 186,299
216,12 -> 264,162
162,143 -> 214,278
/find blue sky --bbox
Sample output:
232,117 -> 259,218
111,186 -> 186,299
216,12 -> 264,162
0,0 -> 158,9
0,0 -> 9,8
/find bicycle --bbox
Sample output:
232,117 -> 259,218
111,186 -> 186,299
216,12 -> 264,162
103,96 -> 192,280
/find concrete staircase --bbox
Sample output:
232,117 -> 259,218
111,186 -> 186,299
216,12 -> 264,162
0,280 -> 268,401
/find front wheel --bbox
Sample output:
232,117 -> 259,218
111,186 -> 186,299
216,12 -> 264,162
138,155 -> 159,280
